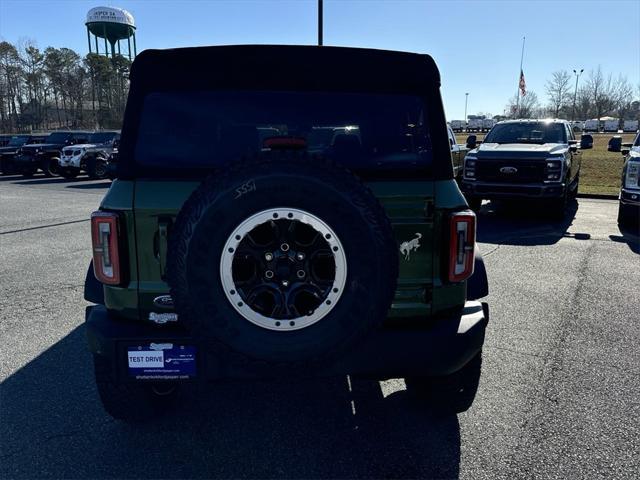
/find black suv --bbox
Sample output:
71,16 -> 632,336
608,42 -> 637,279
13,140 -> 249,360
0,134 -> 48,175
461,119 -> 588,217
13,130 -> 91,177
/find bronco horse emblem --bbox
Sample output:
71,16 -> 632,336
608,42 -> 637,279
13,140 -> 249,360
399,233 -> 422,260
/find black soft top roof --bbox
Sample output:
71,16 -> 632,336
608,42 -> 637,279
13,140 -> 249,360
129,45 -> 441,94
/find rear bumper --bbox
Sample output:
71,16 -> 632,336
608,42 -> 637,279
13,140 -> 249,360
462,180 -> 565,199
85,301 -> 488,381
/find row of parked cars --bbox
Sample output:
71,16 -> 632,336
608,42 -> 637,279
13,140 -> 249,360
446,118 -> 639,230
0,130 -> 120,179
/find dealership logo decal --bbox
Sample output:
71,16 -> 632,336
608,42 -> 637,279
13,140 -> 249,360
400,233 -> 422,260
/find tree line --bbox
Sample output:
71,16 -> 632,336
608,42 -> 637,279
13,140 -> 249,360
0,40 -> 130,134
502,67 -> 638,121
2,38 -> 638,133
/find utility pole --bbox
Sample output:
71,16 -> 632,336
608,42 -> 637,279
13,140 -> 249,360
571,68 -> 584,122
318,0 -> 323,46
464,92 -> 469,125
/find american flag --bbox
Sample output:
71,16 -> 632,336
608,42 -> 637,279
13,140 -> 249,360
519,70 -> 527,96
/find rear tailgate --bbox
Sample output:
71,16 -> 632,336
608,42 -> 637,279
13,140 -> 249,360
133,179 -> 436,322
134,180 -> 199,315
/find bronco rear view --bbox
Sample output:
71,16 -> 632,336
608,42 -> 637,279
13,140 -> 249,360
84,45 -> 489,422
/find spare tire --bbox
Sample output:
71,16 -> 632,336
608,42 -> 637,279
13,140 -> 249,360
167,154 -> 398,370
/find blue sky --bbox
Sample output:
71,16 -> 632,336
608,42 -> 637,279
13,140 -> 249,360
1,0 -> 638,119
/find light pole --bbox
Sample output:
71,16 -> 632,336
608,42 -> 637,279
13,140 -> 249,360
571,68 -> 584,122
318,0 -> 323,46
464,92 -> 469,126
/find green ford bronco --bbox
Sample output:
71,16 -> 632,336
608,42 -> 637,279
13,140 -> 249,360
84,45 -> 489,422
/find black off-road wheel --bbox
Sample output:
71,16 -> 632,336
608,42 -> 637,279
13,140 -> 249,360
405,352 -> 482,415
41,157 -> 60,177
92,354 -> 179,423
87,156 -> 108,179
167,153 -> 399,374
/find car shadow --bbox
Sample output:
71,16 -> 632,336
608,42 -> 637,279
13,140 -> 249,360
66,181 -> 111,190
476,198 -> 581,246
12,177 -> 83,186
609,228 -> 640,254
0,326 -> 461,479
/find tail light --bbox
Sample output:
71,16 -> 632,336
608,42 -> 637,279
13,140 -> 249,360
91,211 -> 121,285
449,211 -> 476,282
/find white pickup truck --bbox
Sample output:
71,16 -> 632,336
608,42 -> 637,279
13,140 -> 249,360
623,120 -> 639,132
583,119 -> 600,132
604,119 -> 620,132
450,120 -> 466,132
467,118 -> 483,132
482,118 -> 496,132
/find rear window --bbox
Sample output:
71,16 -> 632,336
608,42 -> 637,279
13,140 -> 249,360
134,90 -> 432,172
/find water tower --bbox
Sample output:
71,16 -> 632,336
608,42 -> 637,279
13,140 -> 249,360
86,6 -> 136,60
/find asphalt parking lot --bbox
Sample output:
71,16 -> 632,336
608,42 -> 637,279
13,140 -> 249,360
1,175 -> 639,479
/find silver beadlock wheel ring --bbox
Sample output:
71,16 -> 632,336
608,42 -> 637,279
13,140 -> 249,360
220,208 -> 347,331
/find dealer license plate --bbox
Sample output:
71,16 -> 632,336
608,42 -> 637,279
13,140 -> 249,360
127,344 -> 196,380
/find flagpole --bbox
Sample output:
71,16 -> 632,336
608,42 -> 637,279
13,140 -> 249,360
515,36 -> 525,117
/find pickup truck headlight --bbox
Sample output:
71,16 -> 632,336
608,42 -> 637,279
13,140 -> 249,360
544,158 -> 563,182
464,156 -> 477,180
625,162 -> 640,189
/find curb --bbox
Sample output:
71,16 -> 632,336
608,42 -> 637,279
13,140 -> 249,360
576,193 -> 618,200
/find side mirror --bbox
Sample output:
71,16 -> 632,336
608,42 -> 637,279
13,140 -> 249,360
466,134 -> 477,149
568,140 -> 578,153
607,136 -> 622,153
580,134 -> 593,150
112,140 -> 120,149
621,148 -> 631,156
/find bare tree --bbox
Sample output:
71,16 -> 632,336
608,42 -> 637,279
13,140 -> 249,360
545,70 -> 572,118
573,86 -> 591,120
0,41 -> 23,132
584,66 -> 617,121
613,75 -> 634,120
504,91 -> 540,118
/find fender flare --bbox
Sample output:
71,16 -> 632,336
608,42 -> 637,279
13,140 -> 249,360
84,260 -> 105,305
467,247 -> 489,300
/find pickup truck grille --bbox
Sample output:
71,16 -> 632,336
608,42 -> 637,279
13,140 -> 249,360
475,159 -> 546,184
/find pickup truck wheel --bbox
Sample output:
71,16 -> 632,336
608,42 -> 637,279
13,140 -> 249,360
42,157 -> 60,177
167,153 -> 398,371
570,172 -> 580,198
87,156 -> 108,179
92,354 -> 179,422
618,203 -> 639,231
405,351 -> 482,415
